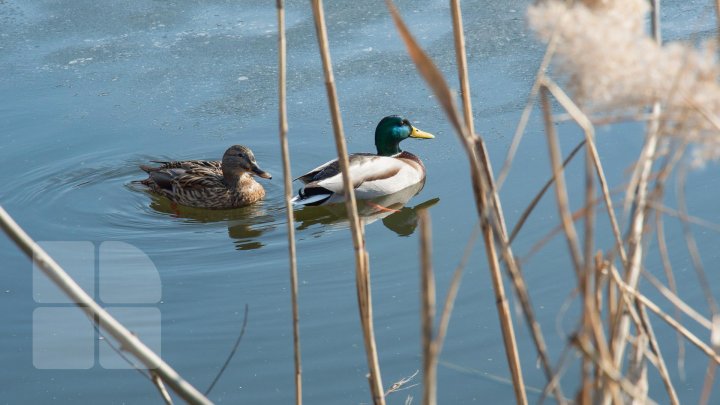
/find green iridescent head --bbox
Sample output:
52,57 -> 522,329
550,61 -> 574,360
374,115 -> 434,156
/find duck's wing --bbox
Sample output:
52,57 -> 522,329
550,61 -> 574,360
293,154 -> 416,206
144,166 -> 224,193
141,159 -> 221,173
294,153 -> 375,184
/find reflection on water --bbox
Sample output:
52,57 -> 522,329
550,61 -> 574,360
293,182 -> 439,237
145,193 -> 276,251
381,197 -> 440,236
141,180 -> 438,246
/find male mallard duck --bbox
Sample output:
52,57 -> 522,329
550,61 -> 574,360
139,145 -> 272,209
292,115 -> 434,206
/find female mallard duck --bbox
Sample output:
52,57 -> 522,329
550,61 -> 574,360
140,145 -> 272,209
292,115 -> 434,206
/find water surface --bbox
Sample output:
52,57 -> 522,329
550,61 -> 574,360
2,0 -> 719,403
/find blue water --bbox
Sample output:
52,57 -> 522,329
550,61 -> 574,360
2,0 -> 720,403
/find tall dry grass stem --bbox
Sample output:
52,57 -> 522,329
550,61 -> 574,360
388,1 -> 528,402
388,2 -> 573,403
418,210 -> 437,405
676,167 -> 720,315
541,78 -> 627,264
539,85 -> 583,281
276,1 -> 303,403
309,1 -> 384,403
509,139 -> 585,244
676,166 -> 719,404
450,0 -> 473,134
152,372 -> 174,405
434,224 -> 479,353
639,304 -> 680,404
496,33 -> 558,189
0,206 -> 212,405
205,304 -> 249,396
610,0 -> 662,370
642,269 -> 711,329
609,266 -> 720,363
580,104 -> 596,403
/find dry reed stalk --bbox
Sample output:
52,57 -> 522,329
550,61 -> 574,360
418,210 -> 437,405
541,79 -> 627,261
524,2 -> 720,398
642,271 -> 712,329
518,190 -> 622,265
205,304 -> 249,395
572,334 -> 659,405
539,345 -> 574,404
676,167 -> 720,403
533,75 -> 659,401
152,373 -> 174,404
434,224 -> 480,353
387,3 -> 570,402
385,370 -> 419,397
649,155 -> 708,339
650,202 -> 720,233
276,1 -> 303,403
450,0 -> 472,134
607,266 -> 720,364
496,32 -> 559,189
540,77 -> 670,401
610,0 -> 663,370
355,250 -> 384,404
676,166 -> 720,315
701,361 -> 717,405
448,2 -> 530,397
0,206 -> 212,405
509,139 -> 586,244
151,372 -> 174,405
417,220 -> 478,402
638,303 -> 680,404
553,112 -> 655,126
715,0 -> 720,47
538,78 -> 659,401
539,86 -> 583,273
540,84 -> 616,400
580,112 -> 596,403
309,1 -> 384,402
451,1 -> 537,401
390,1 -> 529,402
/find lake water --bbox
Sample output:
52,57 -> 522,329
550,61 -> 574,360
2,0 -> 720,403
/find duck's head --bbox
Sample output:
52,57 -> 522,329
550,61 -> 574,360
222,145 -> 272,180
374,115 -> 434,156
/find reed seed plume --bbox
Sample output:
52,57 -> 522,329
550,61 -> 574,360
528,0 -> 720,163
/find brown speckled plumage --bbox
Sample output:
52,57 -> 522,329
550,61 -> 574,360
140,145 -> 271,209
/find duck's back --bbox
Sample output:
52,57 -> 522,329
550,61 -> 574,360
141,161 -> 263,209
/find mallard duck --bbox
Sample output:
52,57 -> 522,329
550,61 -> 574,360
139,145 -> 272,209
292,115 -> 434,206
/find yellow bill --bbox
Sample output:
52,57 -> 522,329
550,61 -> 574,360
409,126 -> 435,139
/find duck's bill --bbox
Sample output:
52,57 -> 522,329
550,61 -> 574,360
409,126 -> 435,139
251,165 -> 272,179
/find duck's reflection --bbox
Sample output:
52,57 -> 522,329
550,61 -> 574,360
293,182 -> 440,237
146,194 -> 275,251
143,183 -> 439,246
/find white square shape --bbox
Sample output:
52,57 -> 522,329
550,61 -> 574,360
99,242 -> 161,304
99,307 -> 161,369
33,241 -> 94,303
33,307 -> 95,369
